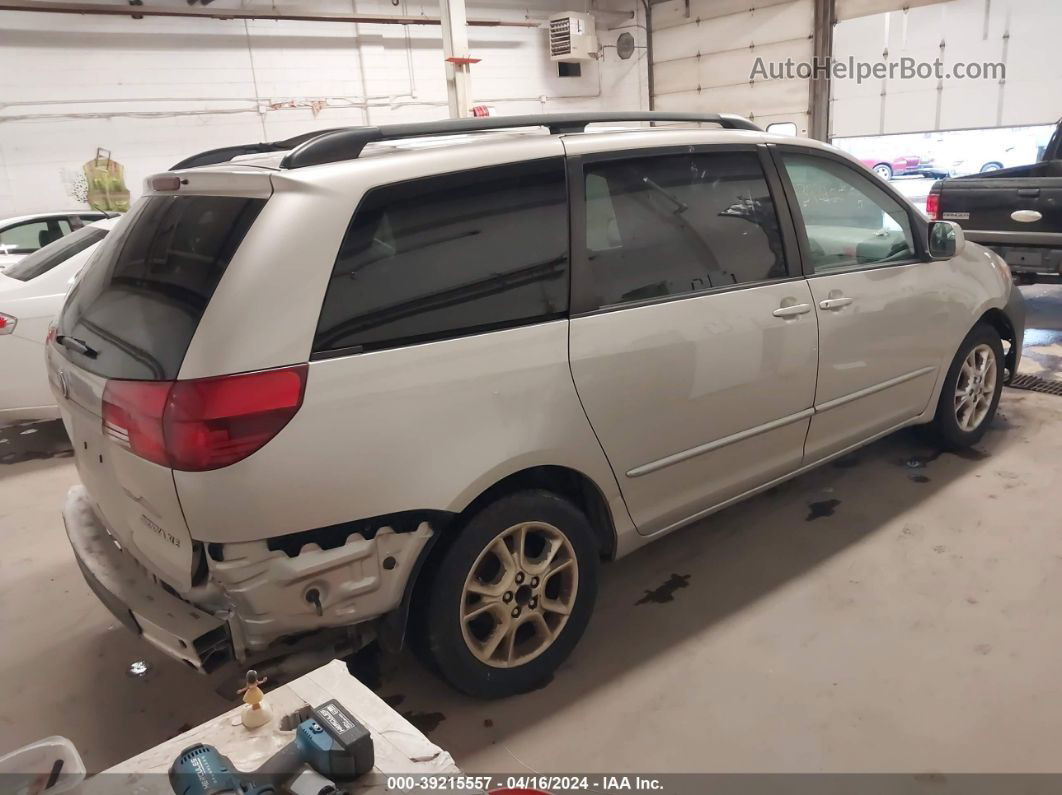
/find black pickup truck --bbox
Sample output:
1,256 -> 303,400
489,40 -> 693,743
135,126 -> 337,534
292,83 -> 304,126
929,118 -> 1062,283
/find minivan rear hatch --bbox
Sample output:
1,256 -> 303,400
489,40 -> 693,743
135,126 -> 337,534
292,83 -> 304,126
48,186 -> 268,591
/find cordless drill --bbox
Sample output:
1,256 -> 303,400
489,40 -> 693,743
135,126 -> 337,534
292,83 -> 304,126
169,700 -> 374,795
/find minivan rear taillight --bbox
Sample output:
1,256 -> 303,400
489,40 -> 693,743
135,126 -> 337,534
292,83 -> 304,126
102,364 -> 307,471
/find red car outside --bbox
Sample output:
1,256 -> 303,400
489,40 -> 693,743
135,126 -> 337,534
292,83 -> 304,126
858,154 -> 945,180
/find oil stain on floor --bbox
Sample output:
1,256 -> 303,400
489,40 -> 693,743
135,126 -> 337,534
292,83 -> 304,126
0,419 -> 73,465
636,573 -> 691,605
805,499 -> 841,521
403,709 -> 446,734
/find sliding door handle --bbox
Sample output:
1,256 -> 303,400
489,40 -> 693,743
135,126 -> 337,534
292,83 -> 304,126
772,303 -> 812,318
819,297 -> 853,310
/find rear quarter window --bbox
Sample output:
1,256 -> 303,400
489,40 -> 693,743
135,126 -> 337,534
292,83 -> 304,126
313,158 -> 569,355
57,195 -> 265,380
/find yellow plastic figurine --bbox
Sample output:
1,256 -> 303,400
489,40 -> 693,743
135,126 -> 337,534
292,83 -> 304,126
238,669 -> 271,728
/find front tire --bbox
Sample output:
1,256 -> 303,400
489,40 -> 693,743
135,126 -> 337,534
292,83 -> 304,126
873,163 -> 894,180
422,490 -> 599,698
930,324 -> 1004,449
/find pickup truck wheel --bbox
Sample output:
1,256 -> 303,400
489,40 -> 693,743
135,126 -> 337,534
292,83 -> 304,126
423,490 -> 599,698
931,324 -> 1004,449
873,163 -> 893,180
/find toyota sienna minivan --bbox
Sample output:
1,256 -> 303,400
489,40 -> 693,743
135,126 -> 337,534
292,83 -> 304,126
49,113 -> 1023,697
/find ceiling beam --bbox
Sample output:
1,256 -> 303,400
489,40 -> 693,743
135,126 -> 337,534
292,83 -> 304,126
0,0 -> 542,28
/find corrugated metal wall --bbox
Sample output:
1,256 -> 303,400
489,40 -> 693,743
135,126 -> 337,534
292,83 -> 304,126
832,0 -> 1062,137
650,0 -> 814,132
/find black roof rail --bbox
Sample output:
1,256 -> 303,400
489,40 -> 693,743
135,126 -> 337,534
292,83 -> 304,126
279,112 -> 761,169
170,113 -> 761,172
170,128 -> 345,170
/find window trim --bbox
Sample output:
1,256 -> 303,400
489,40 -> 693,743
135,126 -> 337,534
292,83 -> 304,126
568,144 -> 803,317
766,144 -> 931,278
308,156 -> 572,362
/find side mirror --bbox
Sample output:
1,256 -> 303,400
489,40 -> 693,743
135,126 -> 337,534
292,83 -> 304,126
766,121 -> 798,137
928,220 -> 966,260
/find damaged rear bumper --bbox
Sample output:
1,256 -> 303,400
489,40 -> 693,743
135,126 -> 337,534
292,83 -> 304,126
64,486 -> 231,672
65,485 -> 434,671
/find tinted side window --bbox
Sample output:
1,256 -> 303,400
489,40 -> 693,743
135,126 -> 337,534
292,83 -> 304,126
583,151 -> 787,309
58,195 -> 265,380
4,225 -> 107,282
781,153 -> 916,273
314,158 -> 569,354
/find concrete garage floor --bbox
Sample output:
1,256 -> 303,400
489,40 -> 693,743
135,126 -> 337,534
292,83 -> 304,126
2,286 -> 1062,774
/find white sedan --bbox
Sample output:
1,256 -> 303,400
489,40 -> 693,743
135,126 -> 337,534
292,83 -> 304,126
0,211 -> 112,271
0,217 -> 118,423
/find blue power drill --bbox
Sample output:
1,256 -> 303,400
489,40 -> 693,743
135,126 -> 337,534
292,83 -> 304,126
169,700 -> 374,795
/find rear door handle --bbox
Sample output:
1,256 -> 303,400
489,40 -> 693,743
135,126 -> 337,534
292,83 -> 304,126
819,297 -> 853,310
772,303 -> 812,318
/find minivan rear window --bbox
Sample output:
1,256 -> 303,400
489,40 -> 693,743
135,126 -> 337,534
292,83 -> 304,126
4,224 -> 107,282
56,195 -> 265,380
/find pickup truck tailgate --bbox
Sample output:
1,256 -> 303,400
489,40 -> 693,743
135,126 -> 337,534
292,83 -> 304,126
940,162 -> 1062,236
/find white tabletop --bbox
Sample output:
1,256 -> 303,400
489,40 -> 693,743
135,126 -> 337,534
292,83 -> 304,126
82,660 -> 460,794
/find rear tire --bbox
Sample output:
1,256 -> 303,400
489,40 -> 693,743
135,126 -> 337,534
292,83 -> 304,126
422,490 -> 599,698
873,163 -> 894,180
980,161 -> 1003,172
930,324 -> 1004,449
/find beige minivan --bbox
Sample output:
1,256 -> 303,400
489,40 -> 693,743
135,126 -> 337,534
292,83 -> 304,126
49,113 -> 1023,698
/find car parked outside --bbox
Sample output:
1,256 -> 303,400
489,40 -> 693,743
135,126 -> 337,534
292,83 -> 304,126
859,155 -> 946,180
948,142 -> 1041,176
0,211 -> 112,271
49,113 -> 1023,698
0,217 -> 119,423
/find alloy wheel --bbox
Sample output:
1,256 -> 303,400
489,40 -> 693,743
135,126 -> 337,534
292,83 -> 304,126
954,343 -> 997,432
460,521 -> 578,668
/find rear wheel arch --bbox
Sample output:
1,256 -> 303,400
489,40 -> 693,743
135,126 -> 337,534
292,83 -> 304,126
454,465 -> 617,561
384,465 -> 617,655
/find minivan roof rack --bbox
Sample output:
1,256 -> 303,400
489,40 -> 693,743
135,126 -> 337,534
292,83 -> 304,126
170,112 -> 761,172
170,129 -> 345,170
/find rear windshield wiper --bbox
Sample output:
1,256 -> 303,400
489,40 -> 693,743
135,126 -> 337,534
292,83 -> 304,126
56,334 -> 99,359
